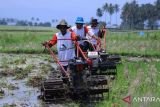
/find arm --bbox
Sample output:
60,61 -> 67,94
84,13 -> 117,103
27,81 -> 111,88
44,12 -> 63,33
71,32 -> 78,41
85,26 -> 99,40
48,34 -> 57,46
98,28 -> 106,38
43,34 -> 57,47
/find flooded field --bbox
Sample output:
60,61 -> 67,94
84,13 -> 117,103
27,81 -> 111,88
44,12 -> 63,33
0,53 -> 160,107
0,53 -> 71,107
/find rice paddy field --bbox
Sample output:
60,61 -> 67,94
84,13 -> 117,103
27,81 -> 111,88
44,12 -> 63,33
0,26 -> 160,107
106,31 -> 160,57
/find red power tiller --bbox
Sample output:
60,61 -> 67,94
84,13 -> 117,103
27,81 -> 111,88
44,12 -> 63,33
40,28 -> 120,102
43,28 -> 107,77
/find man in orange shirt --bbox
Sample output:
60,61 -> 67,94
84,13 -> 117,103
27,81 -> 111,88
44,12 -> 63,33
43,19 -> 77,71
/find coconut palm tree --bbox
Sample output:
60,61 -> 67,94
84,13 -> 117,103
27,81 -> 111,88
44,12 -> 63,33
31,17 -> 34,21
155,0 -> 160,19
114,4 -> 119,26
108,3 -> 115,26
102,3 -> 108,23
96,8 -> 103,21
36,18 -> 39,22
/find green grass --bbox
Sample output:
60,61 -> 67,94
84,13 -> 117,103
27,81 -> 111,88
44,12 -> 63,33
14,64 -> 34,79
0,31 -> 56,53
0,25 -> 55,31
0,26 -> 160,57
96,60 -> 160,107
0,26 -> 59,53
106,30 -> 160,57
0,78 -> 18,90
26,63 -> 52,87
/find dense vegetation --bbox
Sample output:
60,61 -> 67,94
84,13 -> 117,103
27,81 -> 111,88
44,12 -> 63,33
0,17 -> 58,27
96,0 -> 160,29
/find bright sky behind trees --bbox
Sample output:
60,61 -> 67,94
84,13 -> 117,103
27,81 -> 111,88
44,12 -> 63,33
0,0 -> 155,26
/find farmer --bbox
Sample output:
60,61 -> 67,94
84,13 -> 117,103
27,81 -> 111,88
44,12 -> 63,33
43,19 -> 77,71
69,17 -> 98,52
87,18 -> 105,48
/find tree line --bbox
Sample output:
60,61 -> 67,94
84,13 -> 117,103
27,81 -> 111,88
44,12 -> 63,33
96,3 -> 119,26
1,0 -> 160,29
96,0 -> 160,29
0,17 -> 58,27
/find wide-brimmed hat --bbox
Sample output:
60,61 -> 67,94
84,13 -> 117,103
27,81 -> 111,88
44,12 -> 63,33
91,19 -> 98,24
56,19 -> 70,29
75,17 -> 85,24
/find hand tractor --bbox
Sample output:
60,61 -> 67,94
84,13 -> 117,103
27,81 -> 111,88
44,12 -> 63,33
39,28 -> 121,102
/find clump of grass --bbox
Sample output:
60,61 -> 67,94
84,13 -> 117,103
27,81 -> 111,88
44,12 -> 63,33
40,63 -> 52,75
10,58 -> 26,65
2,103 -> 17,107
7,83 -> 19,90
0,88 -> 5,98
0,80 -> 8,88
26,63 -> 54,87
65,102 -> 80,107
0,79 -> 18,91
14,65 -> 34,79
1,57 -> 9,69
0,57 -> 26,77
26,75 -> 43,87
0,67 -> 23,77
1,63 -> 9,69
0,69 -> 13,76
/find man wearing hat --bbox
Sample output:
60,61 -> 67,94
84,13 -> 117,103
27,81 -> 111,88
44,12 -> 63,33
87,18 -> 105,48
43,19 -> 77,70
69,17 -> 97,52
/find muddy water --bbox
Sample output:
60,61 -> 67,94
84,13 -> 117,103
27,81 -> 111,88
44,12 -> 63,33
0,53 -> 67,107
0,77 -> 41,107
1,53 -> 159,107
